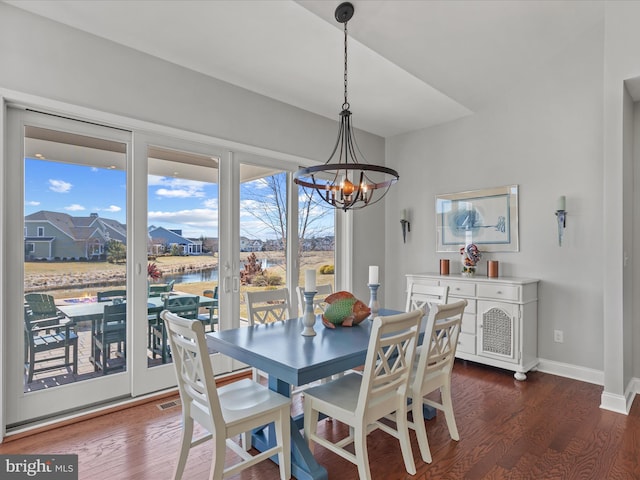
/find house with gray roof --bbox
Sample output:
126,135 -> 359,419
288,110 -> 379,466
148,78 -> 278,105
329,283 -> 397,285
147,226 -> 202,255
24,211 -> 126,260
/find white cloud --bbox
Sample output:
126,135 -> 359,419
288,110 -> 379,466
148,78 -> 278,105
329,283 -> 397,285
203,198 -> 218,209
148,208 -> 218,228
49,179 -> 72,193
25,200 -> 40,206
65,204 -> 85,211
150,177 -> 208,199
155,188 -> 205,198
102,205 -> 121,212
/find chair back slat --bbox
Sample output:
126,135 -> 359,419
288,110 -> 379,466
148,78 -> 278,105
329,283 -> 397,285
245,288 -> 291,325
357,310 -> 422,418
100,303 -> 127,333
164,296 -> 199,319
97,289 -> 127,302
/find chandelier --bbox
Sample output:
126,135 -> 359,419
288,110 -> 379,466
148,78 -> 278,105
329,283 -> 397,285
294,2 -> 399,211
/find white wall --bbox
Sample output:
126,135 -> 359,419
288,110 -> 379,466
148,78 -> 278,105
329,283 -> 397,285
384,22 -> 605,373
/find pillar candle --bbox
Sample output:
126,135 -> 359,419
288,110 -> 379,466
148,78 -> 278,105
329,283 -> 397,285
369,265 -> 379,285
305,269 -> 316,292
557,195 -> 566,211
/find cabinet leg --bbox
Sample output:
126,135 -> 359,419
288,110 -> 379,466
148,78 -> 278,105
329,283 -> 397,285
514,371 -> 527,381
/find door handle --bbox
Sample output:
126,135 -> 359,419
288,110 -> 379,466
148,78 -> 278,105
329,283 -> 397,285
233,276 -> 239,293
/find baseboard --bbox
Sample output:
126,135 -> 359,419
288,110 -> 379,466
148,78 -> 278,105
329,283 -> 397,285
537,358 -> 639,414
601,391 -> 629,414
536,358 -> 604,385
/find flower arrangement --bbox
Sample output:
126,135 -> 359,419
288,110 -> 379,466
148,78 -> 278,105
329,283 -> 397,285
460,244 -> 481,276
147,262 -> 162,281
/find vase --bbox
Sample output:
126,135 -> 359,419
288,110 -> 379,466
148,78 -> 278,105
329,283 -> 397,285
461,264 -> 476,277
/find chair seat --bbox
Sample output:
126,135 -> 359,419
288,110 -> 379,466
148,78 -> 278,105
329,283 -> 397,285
33,331 -> 77,349
218,378 -> 291,426
304,373 -> 400,423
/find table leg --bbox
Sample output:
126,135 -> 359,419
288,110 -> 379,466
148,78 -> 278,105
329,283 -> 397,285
249,376 -> 328,480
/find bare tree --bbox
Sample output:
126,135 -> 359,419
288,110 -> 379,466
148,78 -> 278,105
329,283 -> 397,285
241,173 -> 333,253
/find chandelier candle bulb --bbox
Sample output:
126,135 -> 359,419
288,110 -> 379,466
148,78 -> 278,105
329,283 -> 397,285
557,196 -> 566,211
305,269 -> 317,292
368,265 -> 379,285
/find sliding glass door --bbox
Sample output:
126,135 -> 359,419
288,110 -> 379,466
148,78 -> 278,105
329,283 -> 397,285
6,108 -> 132,425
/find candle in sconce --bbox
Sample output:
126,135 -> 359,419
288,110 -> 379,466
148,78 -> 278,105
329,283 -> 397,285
557,195 -> 566,211
369,265 -> 379,285
401,209 -> 407,221
305,269 -> 316,292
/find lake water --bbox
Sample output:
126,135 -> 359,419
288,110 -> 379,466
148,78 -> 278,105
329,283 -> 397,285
163,268 -> 218,284
163,258 -> 276,284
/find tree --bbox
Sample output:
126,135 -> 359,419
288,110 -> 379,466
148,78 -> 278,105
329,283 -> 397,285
241,173 -> 333,254
106,239 -> 126,264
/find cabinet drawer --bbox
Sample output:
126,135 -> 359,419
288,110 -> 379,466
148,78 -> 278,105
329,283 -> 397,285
457,332 -> 476,354
477,284 -> 520,302
441,281 -> 476,297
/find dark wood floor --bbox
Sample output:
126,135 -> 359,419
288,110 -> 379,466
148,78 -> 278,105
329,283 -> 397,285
2,360 -> 639,479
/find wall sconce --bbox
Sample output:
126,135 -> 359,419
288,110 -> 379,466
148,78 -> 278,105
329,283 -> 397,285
555,196 -> 566,246
400,209 -> 411,243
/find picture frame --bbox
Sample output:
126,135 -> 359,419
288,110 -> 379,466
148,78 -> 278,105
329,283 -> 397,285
436,185 -> 519,252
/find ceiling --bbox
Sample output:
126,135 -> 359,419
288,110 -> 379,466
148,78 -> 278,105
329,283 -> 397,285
5,0 -> 604,138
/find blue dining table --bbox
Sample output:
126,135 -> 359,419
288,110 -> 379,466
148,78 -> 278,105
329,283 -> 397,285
206,309 -> 434,480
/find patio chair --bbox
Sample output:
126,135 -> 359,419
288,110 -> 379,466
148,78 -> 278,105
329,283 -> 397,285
303,309 -> 423,480
149,279 -> 175,297
93,302 -> 127,375
161,310 -> 291,480
97,289 -> 127,302
151,295 -> 199,363
24,305 -> 78,383
24,293 -> 59,321
197,286 -> 219,332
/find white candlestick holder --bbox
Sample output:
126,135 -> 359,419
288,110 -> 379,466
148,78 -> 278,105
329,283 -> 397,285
368,283 -> 380,319
301,290 -> 317,336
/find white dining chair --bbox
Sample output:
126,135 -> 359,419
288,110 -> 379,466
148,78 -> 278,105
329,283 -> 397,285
406,283 -> 449,313
303,309 -> 423,480
244,288 -> 292,385
296,284 -> 333,315
161,310 -> 291,480
389,299 -> 467,464
245,288 -> 292,326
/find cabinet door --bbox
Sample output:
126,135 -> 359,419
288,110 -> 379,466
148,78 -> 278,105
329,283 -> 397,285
477,301 -> 520,363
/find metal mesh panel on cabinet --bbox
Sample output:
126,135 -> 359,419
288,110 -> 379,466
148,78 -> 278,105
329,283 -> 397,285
482,307 -> 512,357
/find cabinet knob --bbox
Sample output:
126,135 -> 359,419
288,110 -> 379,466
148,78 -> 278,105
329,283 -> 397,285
496,290 -> 502,294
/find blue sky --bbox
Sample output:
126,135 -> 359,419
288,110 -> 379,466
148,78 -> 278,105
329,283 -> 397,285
24,159 -> 333,240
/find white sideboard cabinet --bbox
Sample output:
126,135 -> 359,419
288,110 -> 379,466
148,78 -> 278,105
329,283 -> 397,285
406,273 -> 539,380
